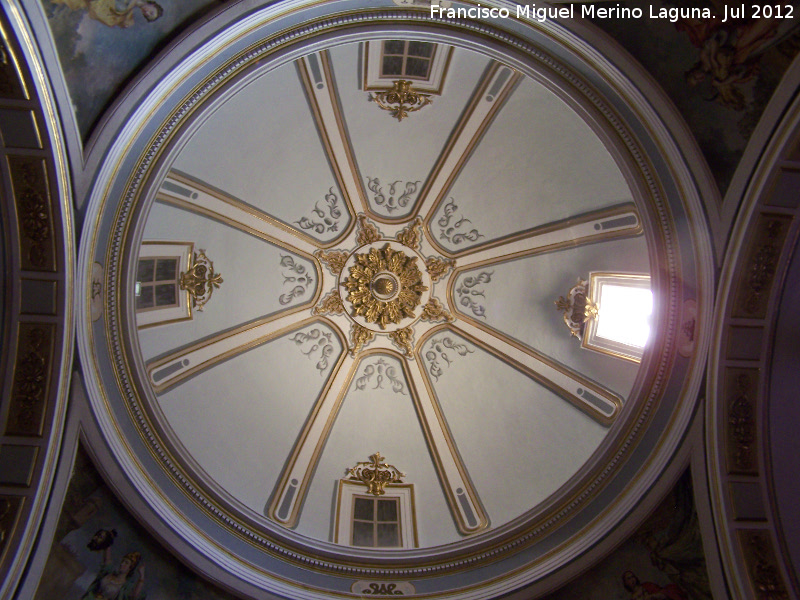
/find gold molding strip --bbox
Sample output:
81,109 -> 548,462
157,171 -> 322,255
268,349 -> 487,535
8,156 -> 56,272
436,321 -> 621,425
146,314 -> 328,393
298,52 -> 367,225
414,64 -> 521,225
269,350 -> 356,527
439,203 -> 642,263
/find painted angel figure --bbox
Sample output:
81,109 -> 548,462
82,529 -> 146,600
51,0 -> 163,28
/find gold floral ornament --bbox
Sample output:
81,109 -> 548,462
347,453 -> 405,496
180,250 -> 223,311
370,80 -> 432,122
342,244 -> 428,329
555,278 -> 597,338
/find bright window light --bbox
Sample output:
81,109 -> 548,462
595,284 -> 652,348
582,273 -> 652,363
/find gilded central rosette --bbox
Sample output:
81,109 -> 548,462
342,243 -> 428,329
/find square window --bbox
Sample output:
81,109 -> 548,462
137,259 -> 155,283
352,521 -> 374,547
156,258 -> 178,281
383,40 -> 405,55
136,286 -> 154,309
377,498 -> 398,522
376,523 -> 399,547
407,41 -> 433,57
155,283 -> 177,307
382,56 -> 403,76
354,497 -> 374,521
405,57 -> 430,79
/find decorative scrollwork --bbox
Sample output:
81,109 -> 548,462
455,271 -> 493,318
729,372 -> 756,472
395,217 -> 423,251
438,199 -> 483,246
425,257 -> 455,283
347,452 -> 405,496
355,358 -> 406,394
349,324 -> 375,356
289,328 -> 335,373
369,80 -> 432,122
8,325 -> 52,435
554,278 -> 597,339
13,159 -> 52,268
313,290 -> 345,316
366,177 -> 420,213
315,249 -> 349,275
342,244 -> 427,329
179,250 -> 223,311
424,336 -> 473,381
356,214 -> 383,245
420,298 -> 453,323
278,255 -> 313,305
295,187 -> 345,235
389,327 -> 415,358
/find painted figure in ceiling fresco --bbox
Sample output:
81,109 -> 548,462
674,3 -> 781,111
622,570 -> 688,600
51,0 -> 163,28
82,529 -> 146,600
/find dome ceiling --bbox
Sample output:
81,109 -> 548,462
78,3 -> 712,599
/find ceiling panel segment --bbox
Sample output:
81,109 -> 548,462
451,235 -> 649,397
296,352 -> 458,546
172,60 -> 351,246
430,75 -> 634,254
138,201 -> 318,362
420,330 -> 608,527
156,321 -> 345,514
329,42 -> 491,221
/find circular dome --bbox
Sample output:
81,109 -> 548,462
78,3 -> 712,598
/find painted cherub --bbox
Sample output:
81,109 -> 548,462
51,0 -> 163,28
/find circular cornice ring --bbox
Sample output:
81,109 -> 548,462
76,2 -> 713,598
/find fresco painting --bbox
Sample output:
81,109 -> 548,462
544,469 -> 712,600
34,443 -> 241,600
591,0 -> 800,195
41,0 -> 224,139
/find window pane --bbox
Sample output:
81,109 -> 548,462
353,497 -> 374,521
156,258 -> 177,281
137,259 -> 154,283
383,40 -> 405,55
155,283 -> 177,307
404,58 -> 430,79
376,523 -> 400,547
352,521 -> 374,547
377,498 -> 398,522
407,41 -> 433,57
136,285 -> 154,309
382,56 -> 403,76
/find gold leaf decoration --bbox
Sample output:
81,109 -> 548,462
347,452 -> 405,496
356,215 -> 382,246
179,250 -> 223,311
420,298 -> 453,323
425,257 -> 455,283
555,278 -> 596,339
313,291 -> 345,316
389,327 -> 415,357
395,217 -> 422,250
349,324 -> 375,356
342,244 -> 427,329
315,249 -> 349,275
370,80 -> 432,122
